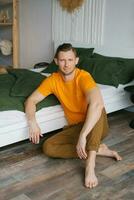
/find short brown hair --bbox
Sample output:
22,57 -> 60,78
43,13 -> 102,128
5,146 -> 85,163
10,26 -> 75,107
54,43 -> 77,58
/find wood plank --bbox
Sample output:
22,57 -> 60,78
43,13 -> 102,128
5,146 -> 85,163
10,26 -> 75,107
10,194 -> 31,200
0,110 -> 133,200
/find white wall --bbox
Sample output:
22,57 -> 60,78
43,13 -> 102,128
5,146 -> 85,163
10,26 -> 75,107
19,0 -> 53,68
103,0 -> 134,48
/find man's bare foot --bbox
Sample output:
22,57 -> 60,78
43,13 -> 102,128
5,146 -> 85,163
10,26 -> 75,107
85,166 -> 98,188
85,151 -> 98,188
97,143 -> 122,161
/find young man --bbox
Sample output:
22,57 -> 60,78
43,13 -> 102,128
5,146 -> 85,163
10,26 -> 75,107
25,43 -> 122,189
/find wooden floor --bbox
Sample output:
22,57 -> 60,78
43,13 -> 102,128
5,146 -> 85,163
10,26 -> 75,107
0,110 -> 134,200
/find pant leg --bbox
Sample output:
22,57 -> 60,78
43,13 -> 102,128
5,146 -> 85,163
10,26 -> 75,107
43,123 -> 83,158
86,108 -> 109,152
43,108 -> 109,158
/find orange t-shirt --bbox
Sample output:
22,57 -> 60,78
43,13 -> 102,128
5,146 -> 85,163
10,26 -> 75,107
37,68 -> 96,125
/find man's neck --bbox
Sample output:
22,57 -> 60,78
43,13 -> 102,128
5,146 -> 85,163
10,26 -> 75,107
61,68 -> 76,82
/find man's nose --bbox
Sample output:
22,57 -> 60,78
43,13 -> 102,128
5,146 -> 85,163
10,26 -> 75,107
65,60 -> 69,66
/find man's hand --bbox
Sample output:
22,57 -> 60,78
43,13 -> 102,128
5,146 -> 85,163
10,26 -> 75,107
28,121 -> 43,144
76,135 -> 87,159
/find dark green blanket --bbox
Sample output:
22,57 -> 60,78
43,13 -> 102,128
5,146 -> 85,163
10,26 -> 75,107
0,69 -> 59,112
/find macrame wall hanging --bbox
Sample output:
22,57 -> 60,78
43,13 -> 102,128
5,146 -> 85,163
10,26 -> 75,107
59,0 -> 85,13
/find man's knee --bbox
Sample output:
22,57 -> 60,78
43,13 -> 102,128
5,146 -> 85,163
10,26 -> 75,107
42,139 -> 54,157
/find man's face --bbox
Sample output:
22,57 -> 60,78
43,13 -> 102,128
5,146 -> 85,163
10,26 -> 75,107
54,50 -> 79,76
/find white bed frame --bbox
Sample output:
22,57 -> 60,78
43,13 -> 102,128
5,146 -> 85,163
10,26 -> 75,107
0,42 -> 134,148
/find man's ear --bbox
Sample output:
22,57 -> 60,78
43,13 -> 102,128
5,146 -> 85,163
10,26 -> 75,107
54,58 -> 58,65
75,57 -> 79,65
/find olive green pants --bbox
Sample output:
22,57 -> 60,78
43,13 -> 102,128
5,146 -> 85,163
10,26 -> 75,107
43,109 -> 109,158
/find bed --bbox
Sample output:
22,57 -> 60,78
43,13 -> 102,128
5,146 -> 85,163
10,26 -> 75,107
0,42 -> 134,148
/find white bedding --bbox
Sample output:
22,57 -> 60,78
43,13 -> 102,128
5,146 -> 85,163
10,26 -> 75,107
0,105 -> 66,133
0,105 -> 67,147
99,80 -> 134,113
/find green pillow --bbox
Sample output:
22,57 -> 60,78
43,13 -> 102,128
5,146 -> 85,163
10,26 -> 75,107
0,73 -> 24,111
42,60 -> 58,73
0,94 -> 25,111
0,71 -> 60,112
0,73 -> 15,92
37,94 -> 60,111
92,53 -> 134,84
8,69 -> 45,97
92,52 -> 134,61
77,57 -> 95,74
92,53 -> 121,60
92,59 -> 125,87
75,47 -> 94,58
118,60 -> 134,84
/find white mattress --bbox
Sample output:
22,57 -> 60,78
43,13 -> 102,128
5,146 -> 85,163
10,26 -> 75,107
0,105 -> 67,134
98,80 -> 134,113
0,105 -> 67,147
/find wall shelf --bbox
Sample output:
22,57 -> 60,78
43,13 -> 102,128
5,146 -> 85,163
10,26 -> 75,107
0,0 -> 19,68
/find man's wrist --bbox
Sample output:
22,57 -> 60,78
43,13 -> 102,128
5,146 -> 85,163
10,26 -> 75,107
28,119 -> 37,126
79,132 -> 87,138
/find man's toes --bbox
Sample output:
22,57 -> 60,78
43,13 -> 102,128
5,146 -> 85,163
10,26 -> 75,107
117,155 -> 122,161
90,182 -> 97,188
112,151 -> 122,161
93,181 -> 98,187
85,181 -> 92,188
85,180 -> 90,188
85,181 -> 98,188
89,182 -> 93,188
85,183 -> 90,188
118,154 -> 122,160
92,183 -> 96,188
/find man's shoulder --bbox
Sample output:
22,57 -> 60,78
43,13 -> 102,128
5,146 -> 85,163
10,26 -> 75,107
76,68 -> 92,78
76,68 -> 96,87
48,72 -> 60,79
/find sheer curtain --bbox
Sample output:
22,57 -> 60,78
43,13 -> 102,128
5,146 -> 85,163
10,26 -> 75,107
52,0 -> 105,45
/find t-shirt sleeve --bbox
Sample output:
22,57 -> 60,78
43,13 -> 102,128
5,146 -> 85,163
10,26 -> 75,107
79,71 -> 97,93
37,76 -> 53,96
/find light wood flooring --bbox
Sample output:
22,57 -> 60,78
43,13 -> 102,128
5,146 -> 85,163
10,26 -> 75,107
0,110 -> 134,200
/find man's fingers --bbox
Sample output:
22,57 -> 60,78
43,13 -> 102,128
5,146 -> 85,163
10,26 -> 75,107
29,125 -> 41,144
34,134 -> 37,143
82,148 -> 87,158
40,133 -> 43,137
78,147 -> 87,158
29,134 -> 33,142
36,134 -> 40,144
29,130 -> 41,144
32,133 -> 35,143
33,134 -> 39,144
78,149 -> 83,159
76,147 -> 82,159
77,147 -> 87,159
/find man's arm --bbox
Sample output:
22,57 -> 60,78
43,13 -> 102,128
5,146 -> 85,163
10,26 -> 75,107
25,90 -> 46,144
76,87 -> 104,159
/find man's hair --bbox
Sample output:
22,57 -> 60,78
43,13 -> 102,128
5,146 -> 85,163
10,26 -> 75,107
54,43 -> 77,58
